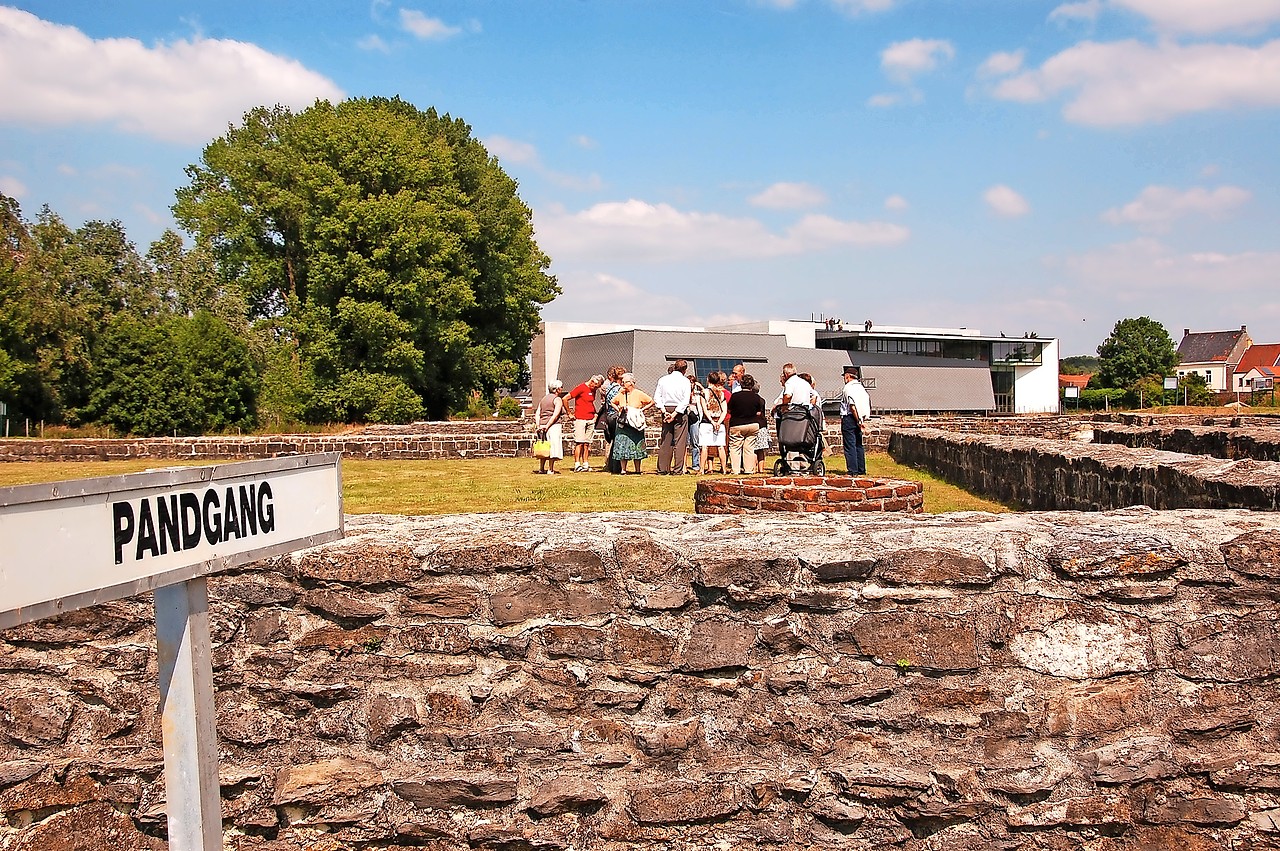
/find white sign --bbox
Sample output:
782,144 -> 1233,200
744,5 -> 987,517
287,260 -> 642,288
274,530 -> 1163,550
0,454 -> 343,629
1064,386 -> 1080,398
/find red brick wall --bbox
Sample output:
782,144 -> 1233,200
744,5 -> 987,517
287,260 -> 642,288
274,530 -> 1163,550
694,475 -> 923,514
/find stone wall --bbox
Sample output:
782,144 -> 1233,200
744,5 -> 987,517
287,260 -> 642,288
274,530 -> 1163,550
1093,424 -> 1280,462
0,414 -> 1087,465
0,432 -> 536,463
880,415 -> 1091,441
5,510 -> 1280,849
889,428 -> 1280,511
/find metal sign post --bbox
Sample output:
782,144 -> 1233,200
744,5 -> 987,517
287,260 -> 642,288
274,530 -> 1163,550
0,454 -> 344,851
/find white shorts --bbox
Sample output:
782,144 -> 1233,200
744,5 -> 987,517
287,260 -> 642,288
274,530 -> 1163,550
573,419 -> 594,444
545,423 -> 564,459
699,422 -> 726,447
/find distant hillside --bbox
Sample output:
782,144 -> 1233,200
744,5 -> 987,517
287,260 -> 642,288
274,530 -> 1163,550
1061,355 -> 1100,375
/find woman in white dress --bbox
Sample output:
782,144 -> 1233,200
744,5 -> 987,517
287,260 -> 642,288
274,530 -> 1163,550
699,371 -> 728,474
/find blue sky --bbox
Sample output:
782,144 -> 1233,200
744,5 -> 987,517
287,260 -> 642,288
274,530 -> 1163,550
2,1 -> 1279,357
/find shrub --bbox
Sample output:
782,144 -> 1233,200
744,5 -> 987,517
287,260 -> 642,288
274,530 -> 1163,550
495,396 -> 522,419
456,389 -> 494,420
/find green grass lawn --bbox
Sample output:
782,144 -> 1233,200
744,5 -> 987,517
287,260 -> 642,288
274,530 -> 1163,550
0,453 -> 1011,515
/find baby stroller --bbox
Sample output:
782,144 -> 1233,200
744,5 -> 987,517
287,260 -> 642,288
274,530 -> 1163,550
773,405 -> 825,476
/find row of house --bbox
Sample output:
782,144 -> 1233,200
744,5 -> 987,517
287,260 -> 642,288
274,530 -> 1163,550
1177,326 -> 1280,394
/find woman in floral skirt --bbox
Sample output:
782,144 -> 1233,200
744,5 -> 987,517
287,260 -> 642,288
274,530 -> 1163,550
609,373 -> 654,474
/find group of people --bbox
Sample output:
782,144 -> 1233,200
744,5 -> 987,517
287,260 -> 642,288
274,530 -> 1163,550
533,359 -> 870,476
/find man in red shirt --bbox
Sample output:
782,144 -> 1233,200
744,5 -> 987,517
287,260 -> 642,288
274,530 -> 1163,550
567,374 -> 604,471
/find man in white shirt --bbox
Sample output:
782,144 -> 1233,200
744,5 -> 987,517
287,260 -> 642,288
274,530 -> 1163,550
653,360 -> 693,474
778,363 -> 814,411
840,365 -> 872,474
728,363 -> 745,393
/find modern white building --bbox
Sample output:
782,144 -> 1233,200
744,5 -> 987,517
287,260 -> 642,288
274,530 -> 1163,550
535,319 -> 1062,414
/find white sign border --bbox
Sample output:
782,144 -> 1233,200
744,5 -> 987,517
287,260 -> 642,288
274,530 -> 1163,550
0,453 -> 344,630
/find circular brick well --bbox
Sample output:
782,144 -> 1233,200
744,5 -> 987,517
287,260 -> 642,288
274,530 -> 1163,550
694,475 -> 924,515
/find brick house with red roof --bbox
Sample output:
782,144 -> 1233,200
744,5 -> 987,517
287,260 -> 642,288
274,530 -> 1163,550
1233,342 -> 1280,393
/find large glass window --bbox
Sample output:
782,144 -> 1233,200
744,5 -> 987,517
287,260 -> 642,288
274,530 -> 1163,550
991,340 -> 1044,365
991,366 -> 1015,413
674,357 -> 762,383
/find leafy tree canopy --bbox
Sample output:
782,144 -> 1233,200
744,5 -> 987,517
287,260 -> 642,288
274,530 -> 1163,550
173,97 -> 559,421
1096,316 -> 1178,389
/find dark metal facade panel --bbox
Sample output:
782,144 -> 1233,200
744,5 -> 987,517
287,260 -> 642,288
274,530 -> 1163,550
859,362 -> 997,412
560,331 -> 853,396
555,333 -> 638,388
555,330 -> 997,412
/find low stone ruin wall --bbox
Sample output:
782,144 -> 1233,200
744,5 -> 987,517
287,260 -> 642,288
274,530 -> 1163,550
0,414 -> 1091,466
880,415 -> 1091,441
1101,413 -> 1280,428
1093,424 -> 1280,462
0,422 -> 885,464
0,431 -> 535,463
889,428 -> 1280,511
694,475 -> 924,514
5,510 -> 1280,850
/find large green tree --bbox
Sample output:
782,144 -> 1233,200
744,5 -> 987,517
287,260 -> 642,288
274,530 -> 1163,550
80,311 -> 257,436
173,97 -> 559,422
1096,316 -> 1178,389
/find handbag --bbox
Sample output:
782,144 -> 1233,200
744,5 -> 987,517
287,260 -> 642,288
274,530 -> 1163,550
625,406 -> 647,430
532,439 -> 552,459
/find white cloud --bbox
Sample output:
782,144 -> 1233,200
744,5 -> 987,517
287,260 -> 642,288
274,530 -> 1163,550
132,203 -> 168,225
545,272 -> 762,329
398,9 -> 462,40
983,185 -> 1031,217
483,135 -> 603,191
978,50 -> 1025,78
867,92 -> 903,108
547,271 -> 693,323
0,7 -> 343,145
829,0 -> 897,13
1049,1 -> 1102,25
485,135 -> 539,165
749,182 -> 827,210
884,194 -> 909,211
572,134 -> 598,149
757,0 -> 896,13
0,175 -> 27,198
1112,0 -> 1280,35
881,38 -> 955,82
535,199 -> 907,263
992,38 -> 1280,126
1062,238 -> 1280,297
789,214 -> 910,247
357,34 -> 390,52
1102,185 -> 1252,232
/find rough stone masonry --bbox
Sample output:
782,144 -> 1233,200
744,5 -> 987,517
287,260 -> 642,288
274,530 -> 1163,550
4,509 -> 1280,850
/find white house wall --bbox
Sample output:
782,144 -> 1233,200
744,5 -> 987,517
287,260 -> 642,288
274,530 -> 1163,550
1014,338 -> 1061,413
